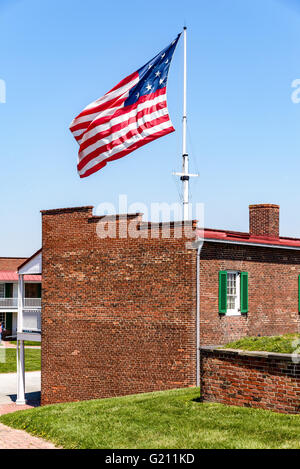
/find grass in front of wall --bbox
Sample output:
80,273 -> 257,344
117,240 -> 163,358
223,333 -> 300,354
0,348 -> 41,373
9,341 -> 41,347
1,387 -> 300,449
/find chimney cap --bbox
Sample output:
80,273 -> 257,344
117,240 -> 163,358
249,204 -> 279,209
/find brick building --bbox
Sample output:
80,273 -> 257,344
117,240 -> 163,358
40,203 -> 300,404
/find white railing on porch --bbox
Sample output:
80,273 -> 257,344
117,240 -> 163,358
0,298 -> 18,308
22,309 -> 41,332
0,298 -> 41,309
24,298 -> 41,308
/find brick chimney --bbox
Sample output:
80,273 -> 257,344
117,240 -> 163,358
249,204 -> 280,238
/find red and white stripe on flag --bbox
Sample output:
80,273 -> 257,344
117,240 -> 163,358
69,35 -> 180,178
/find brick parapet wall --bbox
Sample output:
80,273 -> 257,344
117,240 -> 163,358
200,346 -> 300,414
41,206 -> 198,405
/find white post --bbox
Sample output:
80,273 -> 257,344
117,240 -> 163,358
17,274 -> 24,333
16,339 -> 26,405
173,27 -> 198,218
16,274 -> 26,405
182,26 -> 189,221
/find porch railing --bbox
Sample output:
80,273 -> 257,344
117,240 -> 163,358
0,298 -> 18,308
24,298 -> 41,308
0,298 -> 41,309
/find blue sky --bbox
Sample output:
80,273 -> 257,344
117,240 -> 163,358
1,0 -> 300,256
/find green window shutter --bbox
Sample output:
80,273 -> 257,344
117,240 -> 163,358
219,271 -> 227,314
37,284 -> 42,298
240,272 -> 248,314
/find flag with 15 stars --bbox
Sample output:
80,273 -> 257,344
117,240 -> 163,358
70,34 -> 181,178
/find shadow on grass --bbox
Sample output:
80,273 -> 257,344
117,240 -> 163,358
191,397 -> 202,403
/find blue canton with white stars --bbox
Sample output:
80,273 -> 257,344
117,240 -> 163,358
124,34 -> 181,107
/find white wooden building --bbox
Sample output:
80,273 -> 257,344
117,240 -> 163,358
16,249 -> 42,405
0,256 -> 41,338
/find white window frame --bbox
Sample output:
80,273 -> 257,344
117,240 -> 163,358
226,271 -> 241,316
0,284 -> 4,298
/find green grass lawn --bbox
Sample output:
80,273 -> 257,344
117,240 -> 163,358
0,348 -> 41,373
224,333 -> 300,354
1,387 -> 300,449
8,341 -> 41,347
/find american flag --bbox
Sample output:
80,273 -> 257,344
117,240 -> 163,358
70,34 -> 181,178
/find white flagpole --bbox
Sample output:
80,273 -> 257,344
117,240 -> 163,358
173,27 -> 198,220
182,26 -> 189,221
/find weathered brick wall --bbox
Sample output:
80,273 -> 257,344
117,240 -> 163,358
201,347 -> 300,414
199,242 -> 300,345
41,206 -> 197,405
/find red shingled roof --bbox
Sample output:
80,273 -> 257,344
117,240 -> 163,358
0,257 -> 42,281
0,258 -> 27,271
0,271 -> 41,281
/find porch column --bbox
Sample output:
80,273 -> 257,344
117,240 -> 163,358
17,274 -> 24,333
16,274 -> 26,405
16,339 -> 26,405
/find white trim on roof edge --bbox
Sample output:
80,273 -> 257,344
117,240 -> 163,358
18,251 -> 42,275
200,238 -> 300,251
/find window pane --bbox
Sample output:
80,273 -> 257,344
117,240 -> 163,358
227,273 -> 237,311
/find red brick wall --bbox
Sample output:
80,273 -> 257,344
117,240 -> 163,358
200,347 -> 300,414
40,205 -> 300,405
41,207 -> 197,405
199,242 -> 300,346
